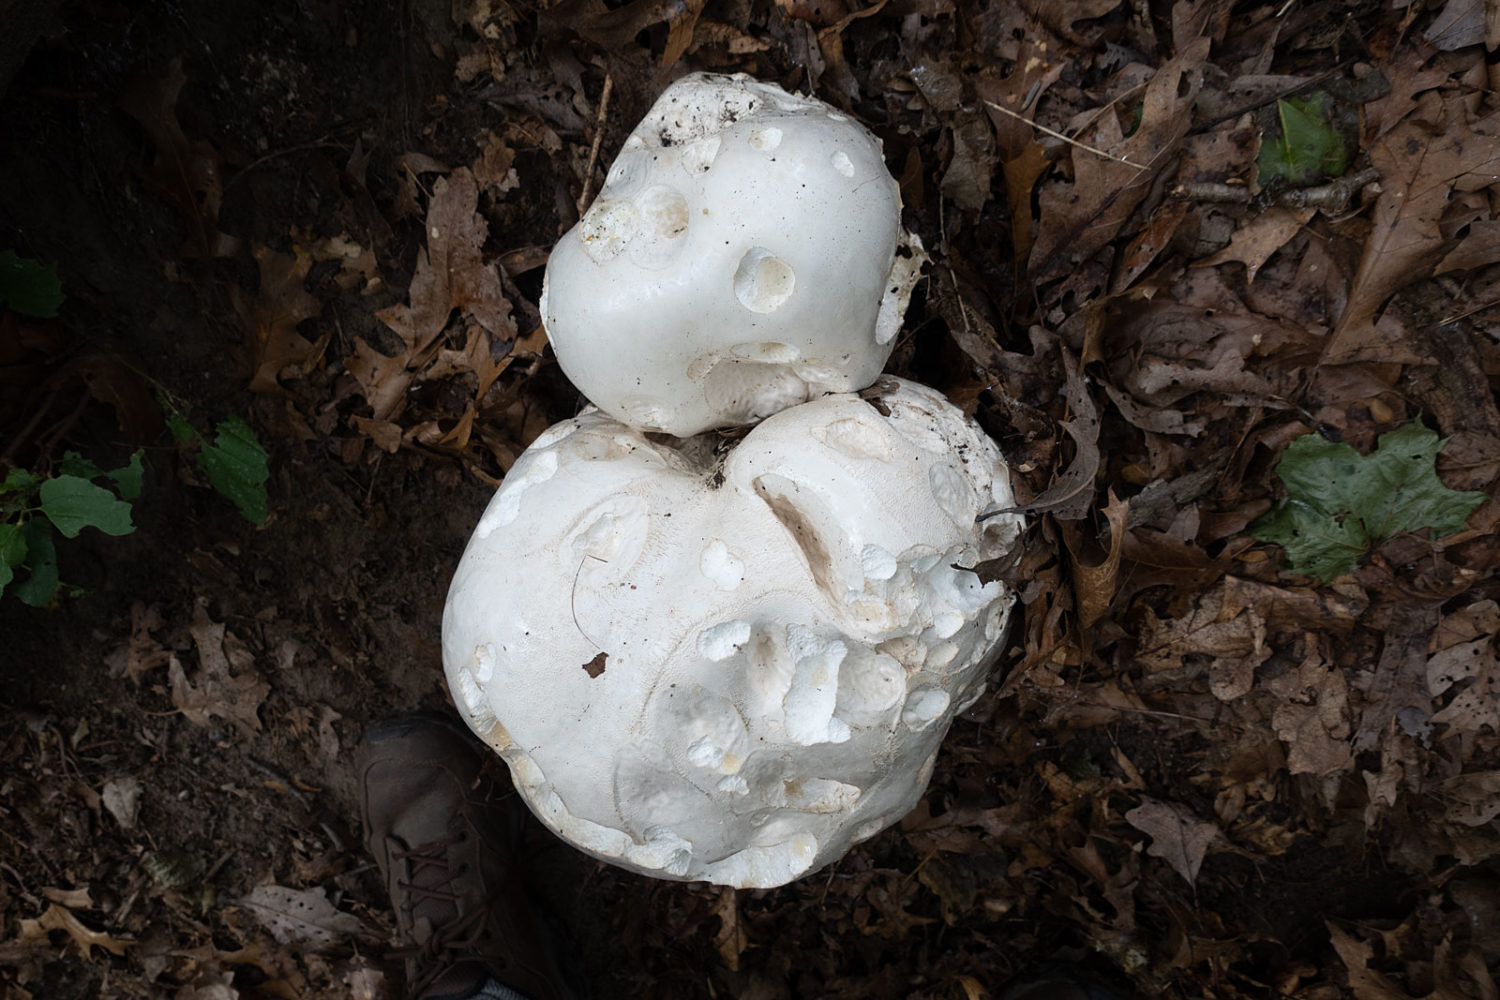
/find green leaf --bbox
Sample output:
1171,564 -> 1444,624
1,468 -> 42,495
0,523 -> 25,567
108,452 -> 145,501
38,475 -> 136,538
1252,422 -> 1489,580
11,521 -> 57,606
0,250 -> 65,318
166,413 -> 199,445
1257,94 -> 1348,189
59,451 -> 104,480
196,416 -> 269,524
0,522 -> 25,593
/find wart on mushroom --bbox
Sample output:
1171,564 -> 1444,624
539,73 -> 926,438
443,379 -> 1024,887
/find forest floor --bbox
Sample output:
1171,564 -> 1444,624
1,0 -> 1497,996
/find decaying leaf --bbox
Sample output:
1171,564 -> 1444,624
376,168 -> 514,358
240,885 -> 368,950
1326,101 -> 1500,364
19,903 -> 134,958
119,58 -> 239,259
235,244 -> 325,396
1197,206 -> 1313,283
170,605 -> 270,739
1267,651 -> 1354,777
1124,797 -> 1220,887
710,886 -> 748,971
1030,38 -> 1210,285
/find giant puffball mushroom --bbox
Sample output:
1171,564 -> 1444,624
442,377 -> 1024,888
539,72 -> 926,438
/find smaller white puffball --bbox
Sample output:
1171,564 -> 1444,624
442,377 -> 1024,888
540,72 -> 926,437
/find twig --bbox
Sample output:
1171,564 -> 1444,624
1276,167 -> 1379,211
576,74 -> 614,216
1170,181 -> 1251,203
1438,299 -> 1500,326
984,99 -> 1147,170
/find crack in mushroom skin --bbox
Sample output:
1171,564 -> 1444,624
538,72 -> 928,438
442,378 -> 1024,888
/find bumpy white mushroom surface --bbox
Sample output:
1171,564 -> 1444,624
443,378 -> 1024,888
539,72 -> 926,437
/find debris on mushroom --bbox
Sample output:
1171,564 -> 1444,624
442,377 -> 1023,888
539,72 -> 927,437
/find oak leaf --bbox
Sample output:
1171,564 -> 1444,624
1325,101 -> 1500,363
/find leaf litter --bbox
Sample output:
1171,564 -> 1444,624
3,0 -> 1500,996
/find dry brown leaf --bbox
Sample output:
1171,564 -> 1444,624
1441,771 -> 1500,826
240,885 -> 368,950
1135,583 -> 1262,673
472,131 -> 519,195
1436,218 -> 1500,273
1015,349 -> 1099,519
1267,650 -> 1353,777
1030,38 -> 1210,285
1428,634 -> 1499,737
20,903 -> 133,958
376,168 -> 515,358
1125,797 -> 1220,887
41,887 -> 92,908
709,886 -> 748,971
1111,199 -> 1190,293
1197,206 -> 1313,283
169,605 -> 269,740
235,244 -> 325,395
1328,923 -> 1417,1000
1060,491 -> 1129,627
119,58 -> 239,259
108,600 -> 171,684
346,340 -> 412,422
541,0 -> 706,75
1326,101 -> 1500,364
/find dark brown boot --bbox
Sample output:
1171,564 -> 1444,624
359,711 -> 577,1000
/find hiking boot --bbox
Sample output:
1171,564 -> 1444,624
359,711 -> 577,1000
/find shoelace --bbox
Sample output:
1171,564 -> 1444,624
388,834 -> 508,996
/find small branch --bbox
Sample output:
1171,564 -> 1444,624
1275,167 -> 1379,211
576,74 -> 614,216
1170,181 -> 1251,203
984,100 -> 1147,170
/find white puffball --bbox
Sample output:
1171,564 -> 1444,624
442,378 -> 1023,888
540,72 -> 925,438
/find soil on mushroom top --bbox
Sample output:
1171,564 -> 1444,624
2,0 -> 1497,998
